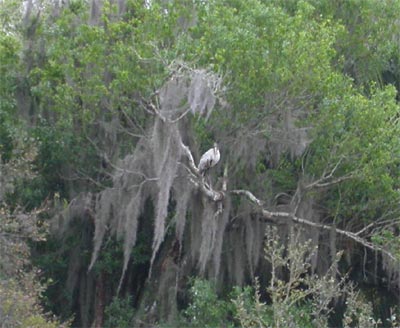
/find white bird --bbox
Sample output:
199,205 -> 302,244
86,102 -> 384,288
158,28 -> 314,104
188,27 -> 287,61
198,142 -> 220,176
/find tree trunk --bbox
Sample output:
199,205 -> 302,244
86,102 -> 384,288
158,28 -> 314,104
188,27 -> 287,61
92,272 -> 106,328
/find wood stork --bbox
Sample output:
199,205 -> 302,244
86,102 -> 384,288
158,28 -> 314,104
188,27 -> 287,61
198,142 -> 220,176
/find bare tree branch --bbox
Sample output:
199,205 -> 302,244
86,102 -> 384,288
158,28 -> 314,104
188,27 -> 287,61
356,217 -> 400,236
180,142 -> 199,175
308,174 -> 353,189
231,189 -> 398,262
304,157 -> 355,189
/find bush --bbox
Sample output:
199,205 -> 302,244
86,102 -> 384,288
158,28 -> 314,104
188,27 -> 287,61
183,278 -> 235,328
103,296 -> 135,328
232,227 -> 399,328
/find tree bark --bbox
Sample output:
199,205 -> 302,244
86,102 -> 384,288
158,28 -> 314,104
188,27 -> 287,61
92,272 -> 106,328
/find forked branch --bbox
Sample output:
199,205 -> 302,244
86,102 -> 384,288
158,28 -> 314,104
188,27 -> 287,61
180,141 -> 223,201
231,189 -> 397,262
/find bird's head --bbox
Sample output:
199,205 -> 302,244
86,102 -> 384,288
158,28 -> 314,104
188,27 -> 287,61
213,142 -> 219,150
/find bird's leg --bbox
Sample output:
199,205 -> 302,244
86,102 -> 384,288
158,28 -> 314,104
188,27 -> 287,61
203,172 -> 213,190
208,174 -> 213,190
201,169 -> 210,188
203,176 -> 210,189
202,176 -> 206,187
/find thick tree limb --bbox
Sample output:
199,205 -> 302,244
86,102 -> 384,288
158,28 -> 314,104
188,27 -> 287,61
231,189 -> 397,262
180,142 -> 199,175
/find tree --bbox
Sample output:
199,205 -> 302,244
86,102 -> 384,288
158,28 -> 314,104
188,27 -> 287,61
1,0 -> 400,326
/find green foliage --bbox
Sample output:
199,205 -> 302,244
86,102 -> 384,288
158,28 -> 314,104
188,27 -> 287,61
179,276 -> 316,328
0,203 -> 70,327
234,282 -> 316,328
0,123 -> 40,211
32,235 -> 79,319
232,227 -> 396,328
185,0 -> 340,116
183,229 -> 398,328
28,0 -> 171,126
233,229 -> 323,327
371,228 -> 400,260
183,278 -> 235,328
103,296 -> 135,328
273,0 -> 400,85
235,288 -> 315,328
343,286 -> 383,328
33,120 -> 79,197
93,237 -> 124,276
0,32 -> 20,112
131,227 -> 153,265
0,113 -> 15,163
0,30 -> 21,163
7,118 -> 100,209
267,158 -> 299,191
0,279 -> 70,328
193,115 -> 215,152
94,230 -> 152,276
184,0 -> 400,231
308,83 -> 400,222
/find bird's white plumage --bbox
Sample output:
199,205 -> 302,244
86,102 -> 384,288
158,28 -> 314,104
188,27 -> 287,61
198,143 -> 220,175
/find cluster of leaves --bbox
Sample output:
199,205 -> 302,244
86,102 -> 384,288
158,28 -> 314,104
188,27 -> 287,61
371,229 -> 400,260
309,83 -> 400,222
181,278 -> 237,328
0,11 -> 22,165
0,277 -> 70,328
103,296 -> 135,328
